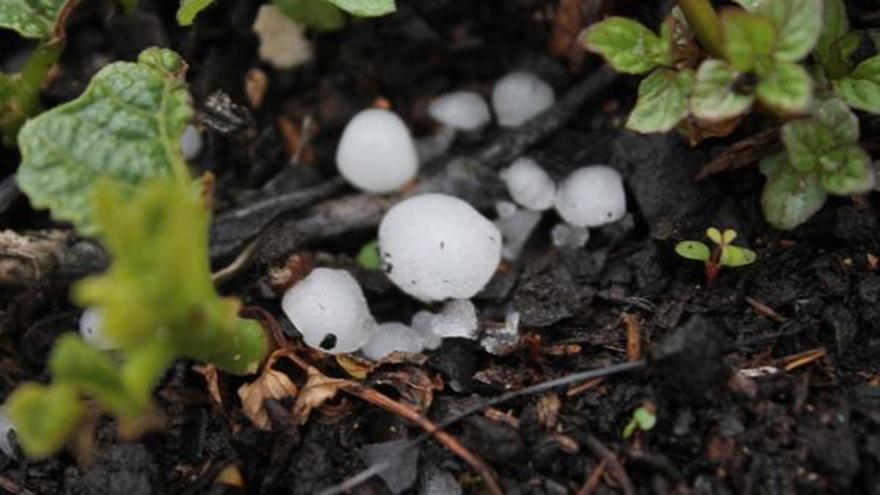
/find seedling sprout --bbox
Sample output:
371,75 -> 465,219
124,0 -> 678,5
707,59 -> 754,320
676,227 -> 756,285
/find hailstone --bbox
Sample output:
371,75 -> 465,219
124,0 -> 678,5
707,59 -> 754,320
500,157 -> 556,211
492,71 -> 555,127
336,109 -> 419,193
360,322 -> 426,360
79,307 -> 116,351
428,91 -> 491,131
554,165 -> 626,227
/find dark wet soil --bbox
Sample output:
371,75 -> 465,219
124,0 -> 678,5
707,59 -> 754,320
3,0 -> 880,494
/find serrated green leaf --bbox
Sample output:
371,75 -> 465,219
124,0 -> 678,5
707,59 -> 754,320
815,0 -> 850,76
719,245 -> 757,267
675,241 -> 711,261
6,382 -> 84,458
691,59 -> 755,121
177,0 -> 215,26
722,10 -> 775,73
274,0 -> 345,31
819,144 -> 874,195
781,119 -> 834,171
834,55 -> 880,113
755,60 -> 812,114
626,68 -> 693,133
582,17 -> 667,75
0,0 -> 71,39
758,0 -> 822,62
16,47 -> 193,235
760,156 -> 827,230
731,0 -> 762,11
325,0 -> 394,17
815,98 -> 859,143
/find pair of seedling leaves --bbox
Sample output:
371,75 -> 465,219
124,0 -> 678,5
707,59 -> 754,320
9,48 -> 268,458
676,227 -> 756,286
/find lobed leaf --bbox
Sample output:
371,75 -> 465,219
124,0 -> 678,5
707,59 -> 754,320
274,0 -> 345,31
626,68 -> 694,133
16,47 -> 193,234
754,60 -> 812,115
815,98 -> 859,143
0,0 -> 71,39
177,0 -> 216,26
6,383 -> 84,458
833,55 -> 880,114
675,241 -> 711,262
582,17 -> 667,75
760,154 -> 827,230
758,0 -> 823,62
325,0 -> 394,17
722,10 -> 774,73
781,119 -> 834,172
691,59 -> 754,121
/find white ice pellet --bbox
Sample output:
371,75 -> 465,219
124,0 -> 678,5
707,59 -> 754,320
180,124 -> 203,161
428,91 -> 491,131
281,268 -> 376,353
480,311 -> 520,356
551,223 -> 591,248
411,310 -> 442,350
492,71 -> 555,127
360,322 -> 425,360
379,194 -> 502,302
79,307 -> 116,351
0,408 -> 16,459
500,157 -> 556,211
336,109 -> 420,193
495,207 -> 542,260
431,299 -> 479,339
554,165 -> 626,227
495,200 -> 518,219
416,126 -> 456,163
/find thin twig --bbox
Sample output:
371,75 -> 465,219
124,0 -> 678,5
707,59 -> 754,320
576,458 -> 608,495
584,434 -> 635,495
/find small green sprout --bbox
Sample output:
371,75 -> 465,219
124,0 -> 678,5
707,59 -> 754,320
622,403 -> 657,439
676,227 -> 756,285
356,240 -> 382,270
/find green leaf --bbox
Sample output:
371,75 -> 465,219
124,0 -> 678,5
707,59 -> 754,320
274,0 -> 345,31
325,0 -> 394,17
582,17 -> 667,75
691,59 -> 755,121
719,245 -> 757,267
781,119 -> 834,172
706,227 -> 723,245
632,407 -> 657,430
7,382 -> 84,458
675,241 -> 711,261
755,60 -> 812,114
356,240 -> 382,270
815,98 -> 859,143
760,155 -> 827,230
0,0 -> 71,39
834,55 -> 880,113
721,229 -> 738,245
626,68 -> 694,133
177,0 -> 215,26
814,0 -> 850,74
722,10 -> 775,73
758,0 -> 822,62
16,47 -> 193,235
819,144 -> 874,195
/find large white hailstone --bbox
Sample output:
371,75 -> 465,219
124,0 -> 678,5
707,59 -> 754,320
554,165 -> 627,227
360,322 -> 426,360
428,91 -> 491,132
500,157 -> 556,211
336,109 -> 420,193
281,268 -> 376,353
492,71 -> 555,127
379,194 -> 502,302
79,307 -> 116,351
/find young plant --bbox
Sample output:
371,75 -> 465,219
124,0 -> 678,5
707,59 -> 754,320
676,227 -> 756,286
622,404 -> 657,439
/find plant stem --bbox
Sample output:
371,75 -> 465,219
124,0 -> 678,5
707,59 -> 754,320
677,0 -> 726,60
17,40 -> 64,115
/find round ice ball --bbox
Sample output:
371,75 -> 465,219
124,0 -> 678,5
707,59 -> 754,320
554,165 -> 626,227
500,157 -> 556,211
360,322 -> 426,360
281,268 -> 376,353
492,71 -> 555,128
428,91 -> 491,131
336,109 -> 420,193
79,307 -> 116,351
379,194 -> 502,302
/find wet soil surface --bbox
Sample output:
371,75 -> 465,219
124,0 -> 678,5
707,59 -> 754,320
3,0 -> 880,494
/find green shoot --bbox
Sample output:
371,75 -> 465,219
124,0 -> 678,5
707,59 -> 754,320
676,227 -> 756,285
356,240 -> 382,270
622,403 -> 657,439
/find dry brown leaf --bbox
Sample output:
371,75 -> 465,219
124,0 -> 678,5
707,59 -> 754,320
369,367 -> 441,413
335,353 -> 375,380
193,364 -> 223,407
677,114 -> 743,147
237,349 -> 300,430
293,367 -> 349,424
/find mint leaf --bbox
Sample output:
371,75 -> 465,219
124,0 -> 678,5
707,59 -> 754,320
815,0 -> 850,73
819,144 -> 874,195
755,60 -> 812,114
16,47 -> 193,234
758,0 -> 822,62
582,17 -> 667,75
0,0 -> 71,39
691,59 -> 754,121
722,10 -> 775,72
760,154 -> 827,230
626,68 -> 694,133
782,119 -> 835,172
177,0 -> 216,26
815,97 -> 859,143
325,0 -> 394,17
834,55 -> 880,113
274,0 -> 345,31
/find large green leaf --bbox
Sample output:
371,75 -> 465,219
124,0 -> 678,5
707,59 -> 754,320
760,154 -> 827,230
177,0 -> 216,26
819,144 -> 874,195
0,0 -> 70,39
722,10 -> 775,73
326,0 -> 394,17
626,68 -> 694,133
758,0 -> 822,62
834,55 -> 880,114
781,119 -> 835,172
691,59 -> 754,121
582,17 -> 667,75
274,0 -> 345,31
754,60 -> 812,114
16,47 -> 193,234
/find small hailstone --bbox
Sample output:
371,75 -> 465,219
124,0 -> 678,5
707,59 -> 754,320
495,207 -> 541,260
551,223 -> 591,248
253,5 -> 313,69
360,322 -> 425,360
431,300 -> 478,339
336,109 -> 420,193
492,71 -> 555,127
500,157 -> 556,211
412,311 -> 442,350
428,91 -> 491,131
0,408 -> 16,459
79,307 -> 116,351
554,165 -> 626,227
180,124 -> 203,161
495,200 -> 518,219
416,126 -> 456,163
281,268 -> 376,353
379,194 -> 502,302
